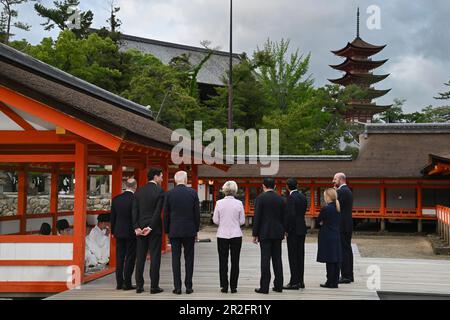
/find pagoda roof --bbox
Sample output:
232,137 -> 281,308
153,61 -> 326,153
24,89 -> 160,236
332,37 -> 386,57
330,58 -> 388,72
346,103 -> 393,113
329,73 -> 389,86
364,88 -> 391,99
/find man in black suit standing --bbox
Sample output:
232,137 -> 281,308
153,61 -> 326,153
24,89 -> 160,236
253,177 -> 286,294
283,178 -> 307,290
164,171 -> 200,295
132,168 -> 165,294
333,172 -> 354,284
111,178 -> 137,291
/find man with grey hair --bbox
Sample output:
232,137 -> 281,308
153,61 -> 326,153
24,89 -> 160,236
111,178 -> 137,290
164,170 -> 200,295
333,172 -> 354,284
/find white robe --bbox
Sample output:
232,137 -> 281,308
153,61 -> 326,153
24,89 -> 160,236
85,226 -> 110,266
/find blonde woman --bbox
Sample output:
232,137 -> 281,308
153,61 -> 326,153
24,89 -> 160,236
317,188 -> 342,289
213,181 -> 246,293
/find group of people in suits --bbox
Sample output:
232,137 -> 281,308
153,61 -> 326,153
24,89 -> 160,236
110,169 -> 200,295
110,167 -> 354,295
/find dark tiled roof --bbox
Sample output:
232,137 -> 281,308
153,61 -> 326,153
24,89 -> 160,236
119,33 -> 243,86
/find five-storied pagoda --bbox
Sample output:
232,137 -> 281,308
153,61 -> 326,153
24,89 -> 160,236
330,8 -> 392,123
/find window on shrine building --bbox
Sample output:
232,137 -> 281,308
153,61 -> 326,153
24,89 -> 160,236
0,170 -> 18,217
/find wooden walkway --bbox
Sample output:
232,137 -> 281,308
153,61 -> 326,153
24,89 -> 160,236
48,241 -> 450,300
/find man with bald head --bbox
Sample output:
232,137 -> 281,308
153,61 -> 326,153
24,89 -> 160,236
111,178 -> 137,290
333,172 -> 354,284
164,171 -> 200,295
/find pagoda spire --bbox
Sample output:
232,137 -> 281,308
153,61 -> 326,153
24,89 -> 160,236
357,7 -> 360,38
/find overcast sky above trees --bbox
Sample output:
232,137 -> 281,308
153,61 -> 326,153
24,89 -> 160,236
14,0 -> 450,112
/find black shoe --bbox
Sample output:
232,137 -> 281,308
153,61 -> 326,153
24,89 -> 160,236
116,285 -> 123,290
339,277 -> 352,284
136,287 -> 144,294
186,288 -> 194,294
221,288 -> 228,293
272,287 -> 283,293
283,283 -> 300,290
172,289 -> 182,295
299,283 -> 305,289
151,287 -> 164,294
255,288 -> 269,294
320,283 -> 338,289
231,289 -> 237,294
123,285 -> 136,291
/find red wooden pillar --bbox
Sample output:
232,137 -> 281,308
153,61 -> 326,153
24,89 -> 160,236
17,169 -> 27,234
380,182 -> 386,216
110,160 -> 123,269
416,185 -> 423,217
245,184 -> 250,216
73,142 -> 88,283
310,184 -> 315,216
191,164 -> 199,192
277,181 -> 283,195
161,158 -> 169,253
50,167 -> 59,235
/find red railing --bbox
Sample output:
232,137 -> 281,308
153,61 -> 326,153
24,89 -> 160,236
437,206 -> 450,246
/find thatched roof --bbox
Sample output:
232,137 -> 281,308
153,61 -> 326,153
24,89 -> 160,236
199,124 -> 450,179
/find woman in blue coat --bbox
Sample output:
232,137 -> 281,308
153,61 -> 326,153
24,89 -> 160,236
317,188 -> 342,288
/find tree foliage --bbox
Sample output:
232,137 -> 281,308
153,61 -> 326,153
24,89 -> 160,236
0,0 -> 31,44
34,0 -> 93,38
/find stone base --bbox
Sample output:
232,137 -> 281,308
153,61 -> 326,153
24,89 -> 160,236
428,234 -> 450,255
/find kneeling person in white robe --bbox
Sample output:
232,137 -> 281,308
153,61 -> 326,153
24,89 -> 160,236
86,214 -> 111,267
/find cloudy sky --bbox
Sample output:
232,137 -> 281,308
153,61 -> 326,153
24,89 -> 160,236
11,0 -> 450,112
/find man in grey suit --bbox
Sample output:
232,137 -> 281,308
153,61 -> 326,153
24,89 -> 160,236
164,171 -> 200,295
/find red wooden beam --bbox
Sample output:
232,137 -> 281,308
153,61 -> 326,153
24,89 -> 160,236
0,86 -> 123,151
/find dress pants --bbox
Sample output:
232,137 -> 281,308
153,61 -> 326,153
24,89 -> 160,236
287,234 -> 305,286
259,239 -> 283,292
326,262 -> 340,286
217,237 -> 242,290
340,232 -> 354,280
135,231 -> 162,289
115,237 -> 137,288
170,237 -> 195,290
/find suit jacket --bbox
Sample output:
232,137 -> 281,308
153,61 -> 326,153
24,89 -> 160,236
111,191 -> 135,239
132,182 -> 165,235
252,190 -> 285,240
284,190 -> 307,236
337,185 -> 354,233
317,202 -> 342,263
164,184 -> 200,238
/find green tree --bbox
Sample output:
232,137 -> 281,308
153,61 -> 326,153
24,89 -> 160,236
15,30 -> 123,93
435,79 -> 450,100
206,56 -> 269,129
254,38 -> 313,110
377,98 -> 407,123
0,0 -> 32,44
34,0 -> 93,38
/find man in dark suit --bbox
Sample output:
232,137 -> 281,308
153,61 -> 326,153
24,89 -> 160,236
283,178 -> 307,290
333,172 -> 354,284
253,177 -> 285,294
111,179 -> 137,290
132,168 -> 165,294
164,171 -> 200,295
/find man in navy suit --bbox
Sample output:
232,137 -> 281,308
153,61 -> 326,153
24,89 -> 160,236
283,178 -> 307,290
253,177 -> 286,294
111,179 -> 137,290
333,172 -> 354,284
164,171 -> 200,295
133,168 -> 165,294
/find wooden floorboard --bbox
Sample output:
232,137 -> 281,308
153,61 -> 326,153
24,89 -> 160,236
48,241 -> 450,300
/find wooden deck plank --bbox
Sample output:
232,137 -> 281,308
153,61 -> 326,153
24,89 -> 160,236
48,242 -> 379,300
